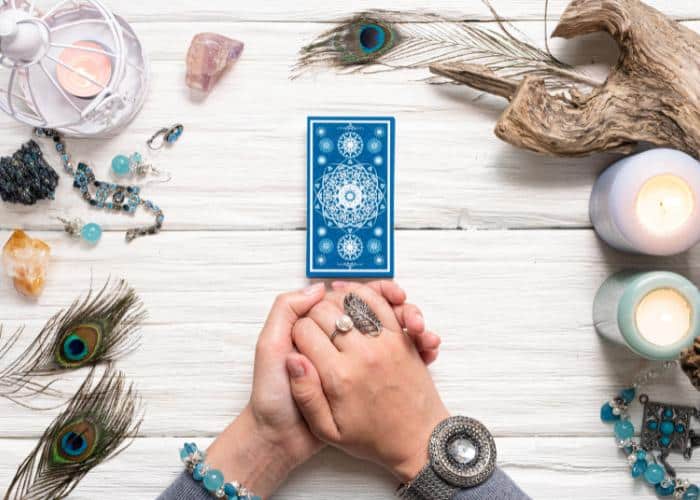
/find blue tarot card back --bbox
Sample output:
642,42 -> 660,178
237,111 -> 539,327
307,117 -> 395,278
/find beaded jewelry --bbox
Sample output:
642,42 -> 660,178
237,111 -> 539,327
179,442 -> 261,500
601,361 -> 700,499
35,128 -> 165,243
57,217 -> 103,244
111,152 -> 161,178
147,124 -> 184,150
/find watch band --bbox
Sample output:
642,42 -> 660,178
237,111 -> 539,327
397,464 -> 460,500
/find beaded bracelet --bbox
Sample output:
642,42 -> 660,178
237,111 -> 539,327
600,361 -> 700,499
180,443 -> 262,500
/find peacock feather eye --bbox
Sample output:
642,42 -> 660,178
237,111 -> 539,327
52,419 -> 99,464
55,322 -> 104,368
358,23 -> 387,54
337,19 -> 397,64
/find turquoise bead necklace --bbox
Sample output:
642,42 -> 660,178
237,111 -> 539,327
601,361 -> 700,499
35,128 -> 166,243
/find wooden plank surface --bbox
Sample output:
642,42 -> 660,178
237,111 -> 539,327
1,2 -> 699,499
6,20 -> 697,231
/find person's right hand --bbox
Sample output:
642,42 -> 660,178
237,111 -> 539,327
286,282 -> 450,483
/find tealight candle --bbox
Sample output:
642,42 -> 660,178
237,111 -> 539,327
56,40 -> 113,98
593,271 -> 700,360
589,149 -> 700,256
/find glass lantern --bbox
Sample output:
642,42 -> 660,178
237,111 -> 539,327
0,0 -> 149,136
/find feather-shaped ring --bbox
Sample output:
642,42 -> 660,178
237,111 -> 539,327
343,293 -> 382,337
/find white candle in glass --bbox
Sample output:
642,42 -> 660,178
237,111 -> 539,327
589,149 -> 700,256
593,271 -> 700,360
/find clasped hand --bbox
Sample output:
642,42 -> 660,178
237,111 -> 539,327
205,281 -> 449,499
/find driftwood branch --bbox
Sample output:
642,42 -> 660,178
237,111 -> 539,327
431,0 -> 700,158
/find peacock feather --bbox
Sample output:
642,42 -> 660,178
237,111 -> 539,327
0,280 -> 145,403
293,9 -> 602,90
4,366 -> 142,500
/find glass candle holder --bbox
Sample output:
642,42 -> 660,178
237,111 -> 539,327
594,271 -> 700,360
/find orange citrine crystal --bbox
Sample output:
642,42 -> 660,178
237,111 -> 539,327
2,230 -> 50,298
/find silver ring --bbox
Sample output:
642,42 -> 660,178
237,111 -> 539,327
331,315 -> 353,343
344,293 -> 382,336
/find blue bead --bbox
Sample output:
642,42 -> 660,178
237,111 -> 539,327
677,423 -> 686,433
664,408 -> 674,418
184,443 -> 197,455
620,388 -> 636,403
644,464 -> 665,485
111,155 -> 131,176
614,420 -> 635,440
130,152 -> 142,164
657,482 -> 675,496
631,459 -> 647,478
224,483 -> 238,497
636,450 -> 646,460
684,485 -> 700,500
661,421 -> 675,435
81,223 -> 102,244
179,447 -> 189,461
192,463 -> 205,481
660,436 -> 671,447
601,403 -> 620,422
647,421 -> 658,431
203,469 -> 224,492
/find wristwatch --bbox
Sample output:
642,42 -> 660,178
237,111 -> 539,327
397,416 -> 497,500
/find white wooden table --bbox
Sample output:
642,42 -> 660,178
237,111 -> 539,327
1,1 -> 699,498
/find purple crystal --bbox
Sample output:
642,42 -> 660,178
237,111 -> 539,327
186,33 -> 244,92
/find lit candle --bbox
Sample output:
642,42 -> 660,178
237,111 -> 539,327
589,149 -> 700,256
593,271 -> 700,360
56,40 -> 112,98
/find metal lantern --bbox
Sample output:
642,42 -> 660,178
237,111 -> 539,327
0,0 -> 149,136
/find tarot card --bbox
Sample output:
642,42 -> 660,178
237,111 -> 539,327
307,117 -> 395,278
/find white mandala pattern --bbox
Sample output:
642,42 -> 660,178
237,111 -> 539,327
338,131 -> 363,159
337,234 -> 363,261
316,163 -> 384,229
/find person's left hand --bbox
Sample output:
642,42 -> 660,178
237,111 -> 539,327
204,281 -> 440,498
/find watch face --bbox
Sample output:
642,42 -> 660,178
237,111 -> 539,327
447,437 -> 477,465
429,416 -> 496,488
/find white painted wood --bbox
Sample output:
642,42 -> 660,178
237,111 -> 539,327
67,0 -> 700,22
1,3 -> 699,499
1,21 -> 696,231
2,230 -> 700,498
1,436 -> 698,499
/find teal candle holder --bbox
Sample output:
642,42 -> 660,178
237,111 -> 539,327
594,271 -> 700,360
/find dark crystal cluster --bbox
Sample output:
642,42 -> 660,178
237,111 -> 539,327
0,140 -> 59,205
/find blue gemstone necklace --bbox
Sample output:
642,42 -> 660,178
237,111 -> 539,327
35,128 -> 165,243
601,361 -> 700,499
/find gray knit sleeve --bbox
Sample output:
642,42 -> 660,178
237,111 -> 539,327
157,471 -> 212,500
453,468 -> 531,500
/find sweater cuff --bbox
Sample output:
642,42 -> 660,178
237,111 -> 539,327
157,471 -> 212,500
452,468 -> 531,500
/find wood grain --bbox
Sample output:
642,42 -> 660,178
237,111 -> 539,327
5,21 -> 695,231
1,3 -> 699,499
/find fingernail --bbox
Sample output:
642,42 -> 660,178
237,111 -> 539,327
286,358 -> 306,378
304,282 -> 324,295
